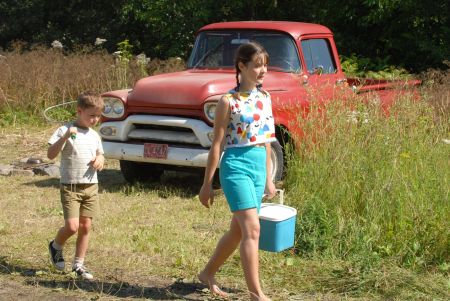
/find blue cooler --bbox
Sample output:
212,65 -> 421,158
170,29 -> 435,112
259,190 -> 297,252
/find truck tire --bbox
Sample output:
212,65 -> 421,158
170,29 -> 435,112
270,140 -> 284,182
119,160 -> 164,183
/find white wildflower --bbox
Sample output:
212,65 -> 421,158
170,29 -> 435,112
51,40 -> 63,49
95,38 -> 107,46
442,139 -> 450,145
362,112 -> 369,124
136,53 -> 150,65
347,111 -> 358,124
347,110 -> 370,124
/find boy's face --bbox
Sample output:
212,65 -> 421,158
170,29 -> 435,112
76,106 -> 103,128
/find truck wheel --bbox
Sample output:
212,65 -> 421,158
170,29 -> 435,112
119,160 -> 164,183
270,140 -> 284,182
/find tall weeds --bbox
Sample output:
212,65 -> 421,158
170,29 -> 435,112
0,45 -> 185,125
285,85 -> 449,270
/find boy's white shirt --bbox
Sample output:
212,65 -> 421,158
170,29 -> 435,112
48,122 -> 104,184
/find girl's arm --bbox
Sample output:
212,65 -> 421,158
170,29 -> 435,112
264,92 -> 277,199
265,142 -> 276,199
199,96 -> 230,208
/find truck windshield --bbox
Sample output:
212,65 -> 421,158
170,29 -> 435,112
188,30 -> 301,73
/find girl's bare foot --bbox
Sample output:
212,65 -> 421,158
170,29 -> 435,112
198,271 -> 228,298
250,291 -> 271,301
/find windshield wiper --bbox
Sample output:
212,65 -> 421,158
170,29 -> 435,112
192,42 -> 224,69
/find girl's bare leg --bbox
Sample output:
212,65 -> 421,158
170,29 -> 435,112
234,209 -> 270,301
199,216 -> 242,297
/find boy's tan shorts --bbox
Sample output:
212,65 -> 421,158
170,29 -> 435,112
60,183 -> 99,219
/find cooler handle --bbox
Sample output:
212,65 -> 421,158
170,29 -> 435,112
277,189 -> 284,205
264,189 -> 285,205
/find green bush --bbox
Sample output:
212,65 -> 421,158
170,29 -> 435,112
341,54 -> 412,79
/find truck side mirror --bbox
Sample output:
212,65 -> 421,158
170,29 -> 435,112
313,65 -> 324,75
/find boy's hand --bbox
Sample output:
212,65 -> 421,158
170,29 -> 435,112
90,154 -> 104,171
64,127 -> 78,140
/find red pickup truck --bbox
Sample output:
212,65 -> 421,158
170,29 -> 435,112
99,21 -> 420,183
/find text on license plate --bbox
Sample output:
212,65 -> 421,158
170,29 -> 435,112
143,143 -> 168,159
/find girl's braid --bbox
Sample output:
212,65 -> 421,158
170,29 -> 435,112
233,68 -> 241,99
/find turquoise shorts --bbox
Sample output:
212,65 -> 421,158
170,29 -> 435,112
219,146 -> 267,212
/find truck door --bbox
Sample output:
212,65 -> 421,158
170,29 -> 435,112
299,37 -> 346,103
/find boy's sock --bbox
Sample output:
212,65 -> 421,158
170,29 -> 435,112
73,257 -> 84,268
52,240 -> 63,250
72,257 -> 94,280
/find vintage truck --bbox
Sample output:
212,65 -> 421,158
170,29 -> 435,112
99,21 -> 420,183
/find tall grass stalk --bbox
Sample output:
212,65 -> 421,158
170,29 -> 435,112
285,89 -> 449,270
0,45 -> 185,125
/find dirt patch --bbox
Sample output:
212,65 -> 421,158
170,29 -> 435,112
0,277 -> 83,301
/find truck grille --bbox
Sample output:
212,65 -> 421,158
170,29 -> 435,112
100,114 -> 213,148
128,123 -> 201,145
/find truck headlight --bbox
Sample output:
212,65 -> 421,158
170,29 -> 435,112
112,101 -> 124,115
103,97 -> 125,118
204,102 -> 217,123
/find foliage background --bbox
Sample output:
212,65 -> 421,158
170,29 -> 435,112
0,0 -> 448,71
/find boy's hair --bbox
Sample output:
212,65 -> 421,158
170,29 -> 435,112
77,91 -> 104,110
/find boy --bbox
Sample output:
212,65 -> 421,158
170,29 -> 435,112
47,91 -> 104,280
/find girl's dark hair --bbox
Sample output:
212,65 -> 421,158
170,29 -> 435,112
234,42 -> 269,97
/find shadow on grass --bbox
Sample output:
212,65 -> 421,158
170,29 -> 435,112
22,169 -> 208,199
23,176 -> 60,188
0,256 -> 235,300
98,169 -> 205,198
24,279 -> 208,300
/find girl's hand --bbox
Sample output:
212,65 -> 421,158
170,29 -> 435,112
90,154 -> 105,171
265,181 -> 276,199
199,184 -> 214,208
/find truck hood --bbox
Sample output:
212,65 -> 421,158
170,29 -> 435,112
128,70 -> 236,109
127,70 -> 292,109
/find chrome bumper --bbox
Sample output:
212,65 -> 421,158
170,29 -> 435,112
103,141 -> 209,167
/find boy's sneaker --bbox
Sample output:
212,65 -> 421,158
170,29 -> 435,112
48,240 -> 65,271
72,265 -> 94,280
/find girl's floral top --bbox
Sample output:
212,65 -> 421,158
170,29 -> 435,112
224,88 -> 277,149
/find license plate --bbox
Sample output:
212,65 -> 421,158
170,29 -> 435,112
143,143 -> 168,159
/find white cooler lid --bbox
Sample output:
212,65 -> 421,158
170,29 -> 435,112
259,203 -> 297,221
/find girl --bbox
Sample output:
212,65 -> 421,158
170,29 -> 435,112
199,42 -> 277,301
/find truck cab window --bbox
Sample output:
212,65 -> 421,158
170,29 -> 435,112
301,39 -> 336,74
188,31 -> 301,73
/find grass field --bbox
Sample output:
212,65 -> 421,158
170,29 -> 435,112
0,122 -> 448,300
